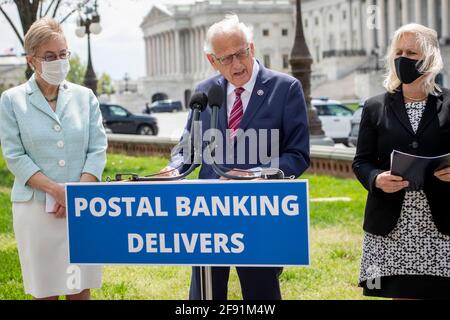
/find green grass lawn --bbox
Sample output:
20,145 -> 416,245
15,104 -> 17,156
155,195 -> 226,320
0,153 -> 371,300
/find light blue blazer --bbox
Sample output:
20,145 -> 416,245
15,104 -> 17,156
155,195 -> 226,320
0,75 -> 107,202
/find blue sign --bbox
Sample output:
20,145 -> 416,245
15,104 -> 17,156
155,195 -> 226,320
66,180 -> 310,266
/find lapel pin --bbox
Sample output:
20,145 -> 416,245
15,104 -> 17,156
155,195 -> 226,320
257,89 -> 264,96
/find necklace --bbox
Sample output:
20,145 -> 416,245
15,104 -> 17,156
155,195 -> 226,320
404,94 -> 427,102
44,95 -> 58,102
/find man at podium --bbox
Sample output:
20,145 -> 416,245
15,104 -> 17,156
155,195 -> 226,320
160,14 -> 310,300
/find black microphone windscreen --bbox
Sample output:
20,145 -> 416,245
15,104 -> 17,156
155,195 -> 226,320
207,84 -> 224,109
189,92 -> 208,111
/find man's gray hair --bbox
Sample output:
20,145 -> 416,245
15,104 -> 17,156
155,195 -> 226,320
204,14 -> 254,54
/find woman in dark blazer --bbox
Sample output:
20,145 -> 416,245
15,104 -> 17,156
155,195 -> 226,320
353,23 -> 450,300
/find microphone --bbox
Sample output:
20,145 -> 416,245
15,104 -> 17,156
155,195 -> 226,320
207,85 -> 224,158
188,92 -> 208,165
206,85 -> 258,180
190,92 -> 208,111
113,92 -> 208,182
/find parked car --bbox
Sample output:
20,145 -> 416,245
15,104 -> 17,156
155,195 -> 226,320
100,103 -> 159,135
311,98 -> 354,146
348,102 -> 364,147
148,100 -> 183,113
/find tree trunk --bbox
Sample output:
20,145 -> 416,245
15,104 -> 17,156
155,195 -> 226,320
15,0 -> 40,79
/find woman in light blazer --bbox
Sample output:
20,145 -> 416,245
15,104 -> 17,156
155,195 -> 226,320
0,17 -> 107,300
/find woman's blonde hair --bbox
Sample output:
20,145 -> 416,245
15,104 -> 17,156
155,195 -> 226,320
24,17 -> 66,56
384,23 -> 443,95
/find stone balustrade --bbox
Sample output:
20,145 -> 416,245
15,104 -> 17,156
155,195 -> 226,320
107,134 -> 356,178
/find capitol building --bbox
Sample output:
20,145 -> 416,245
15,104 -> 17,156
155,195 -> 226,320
139,0 -> 450,106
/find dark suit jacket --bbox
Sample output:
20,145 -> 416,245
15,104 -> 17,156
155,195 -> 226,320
169,62 -> 310,179
352,88 -> 450,236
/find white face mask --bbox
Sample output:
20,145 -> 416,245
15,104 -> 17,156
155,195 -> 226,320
35,59 -> 70,86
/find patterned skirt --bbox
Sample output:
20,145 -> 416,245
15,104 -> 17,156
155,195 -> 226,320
359,190 -> 450,299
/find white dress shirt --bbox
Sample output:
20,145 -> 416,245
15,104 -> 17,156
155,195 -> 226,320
226,59 -> 260,120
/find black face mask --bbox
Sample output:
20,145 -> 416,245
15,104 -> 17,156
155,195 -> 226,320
394,56 -> 424,84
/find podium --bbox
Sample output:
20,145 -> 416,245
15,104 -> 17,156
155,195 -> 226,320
66,179 -> 310,297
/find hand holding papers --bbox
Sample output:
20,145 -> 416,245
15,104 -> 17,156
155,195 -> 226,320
390,150 -> 450,191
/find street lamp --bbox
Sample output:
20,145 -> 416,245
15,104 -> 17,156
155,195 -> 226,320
75,0 -> 102,96
371,47 -> 381,71
290,0 -> 332,145
123,73 -> 130,93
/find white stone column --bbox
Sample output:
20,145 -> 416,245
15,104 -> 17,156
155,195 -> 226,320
427,0 -> 437,30
169,31 -> 174,75
161,33 -> 166,76
377,0 -> 387,51
148,38 -> 153,77
203,26 -> 209,73
388,0 -> 397,38
196,27 -> 201,76
356,0 -> 364,50
165,33 -> 170,76
165,32 -> 170,76
159,34 -> 164,76
336,6 -> 343,50
159,33 -> 166,76
348,1 -> 354,50
366,0 -> 376,54
174,30 -> 181,75
167,32 -> 172,76
199,26 -> 205,74
144,37 -> 150,77
151,36 -> 157,77
442,0 -> 449,41
191,29 -> 195,75
401,0 -> 410,25
182,30 -> 186,74
161,34 -> 165,76
148,37 -> 152,77
184,30 -> 190,74
414,0 -> 422,24
155,35 -> 160,76
322,7 -> 328,51
190,29 -> 195,75
193,27 -> 198,76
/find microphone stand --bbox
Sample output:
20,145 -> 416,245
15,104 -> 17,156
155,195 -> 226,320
208,104 -> 284,180
110,108 -> 202,182
198,99 -> 284,301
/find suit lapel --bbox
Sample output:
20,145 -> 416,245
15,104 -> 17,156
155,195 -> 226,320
26,76 -> 60,123
55,81 -> 72,119
238,65 -> 271,132
416,93 -> 442,135
389,90 -> 415,135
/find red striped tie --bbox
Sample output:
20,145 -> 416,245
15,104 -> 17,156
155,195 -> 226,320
228,87 -> 245,140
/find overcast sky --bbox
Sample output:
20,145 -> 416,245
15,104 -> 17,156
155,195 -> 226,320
0,0 -> 190,80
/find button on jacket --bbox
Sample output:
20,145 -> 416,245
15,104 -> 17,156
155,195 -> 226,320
352,88 -> 450,236
0,75 -> 107,202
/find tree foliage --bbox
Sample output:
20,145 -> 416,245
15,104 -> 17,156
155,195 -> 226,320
0,0 -> 94,78
66,54 -> 113,95
66,54 -> 86,85
0,0 -> 94,47
97,73 -> 112,95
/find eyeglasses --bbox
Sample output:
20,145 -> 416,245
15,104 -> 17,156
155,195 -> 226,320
212,47 -> 250,66
34,51 -> 71,62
